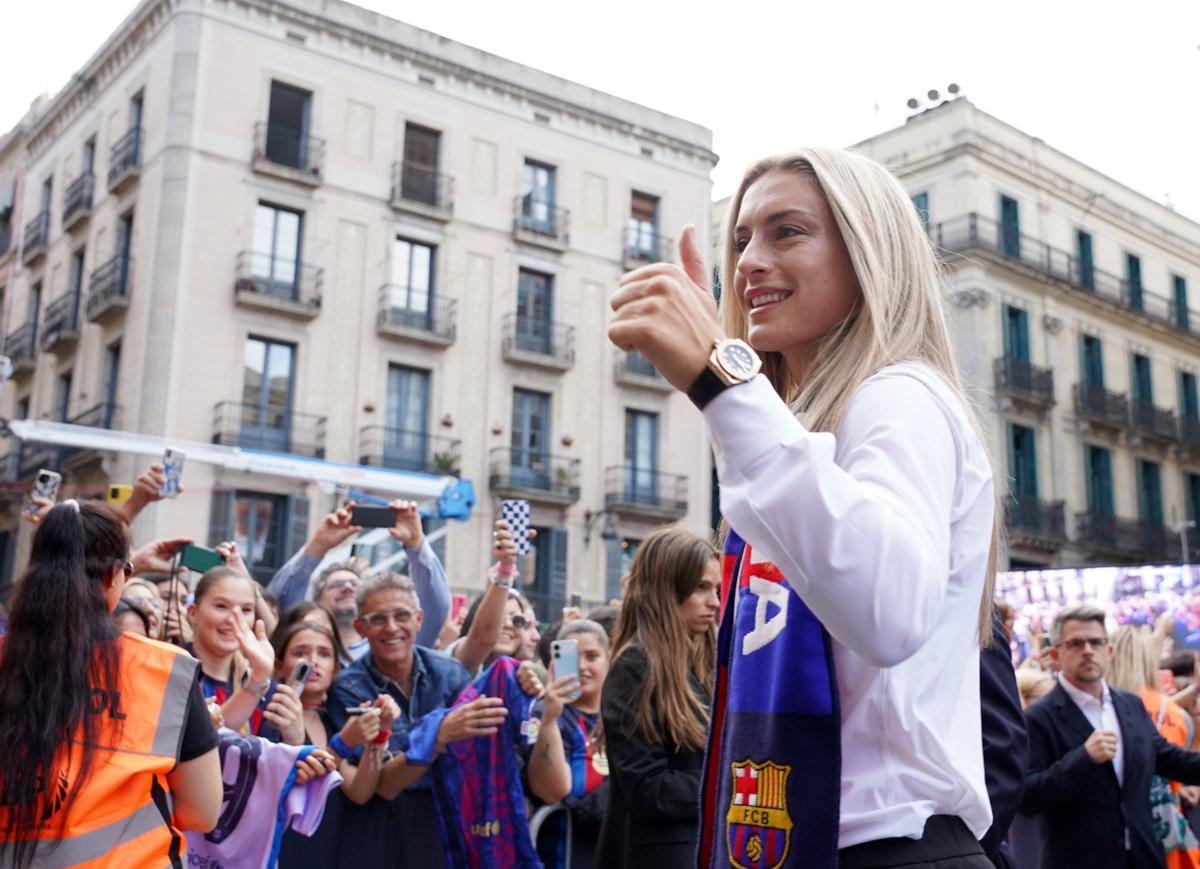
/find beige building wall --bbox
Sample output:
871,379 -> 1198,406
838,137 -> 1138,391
0,0 -> 718,611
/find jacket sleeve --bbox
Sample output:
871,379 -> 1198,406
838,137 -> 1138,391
1020,703 -> 1095,813
408,541 -> 451,648
601,649 -> 700,823
266,550 -> 322,611
979,615 -> 1028,858
1153,727 -> 1200,784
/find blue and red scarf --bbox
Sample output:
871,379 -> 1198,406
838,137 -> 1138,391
699,529 -> 841,868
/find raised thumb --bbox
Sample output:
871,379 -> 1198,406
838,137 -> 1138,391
677,224 -> 709,289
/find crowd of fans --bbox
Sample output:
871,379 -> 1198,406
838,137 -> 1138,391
0,463 -> 719,869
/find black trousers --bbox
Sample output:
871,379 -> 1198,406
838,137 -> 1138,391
839,815 -> 993,869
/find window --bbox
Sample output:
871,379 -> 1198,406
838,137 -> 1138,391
511,388 -> 551,487
1080,334 -> 1104,385
28,282 -> 42,332
251,203 -> 302,299
528,526 -> 568,620
232,492 -> 290,582
1175,275 -> 1190,331
627,192 -> 660,260
911,192 -> 929,225
384,365 -> 431,472
266,81 -> 313,169
68,248 -> 85,297
1076,230 -> 1095,290
241,337 -> 295,451
0,180 -> 13,257
1125,253 -> 1144,311
129,91 -> 144,133
387,238 -> 434,327
1187,473 -> 1200,524
39,177 -> 53,215
625,410 -> 659,504
15,397 -> 29,421
1137,459 -> 1163,527
520,159 -> 556,233
54,371 -> 72,422
1007,423 -> 1038,501
999,195 -> 1020,258
101,342 -> 120,428
401,124 -> 441,205
82,138 -> 96,175
116,211 -> 134,281
1131,354 -> 1153,404
1181,371 -> 1199,421
1084,444 -> 1114,516
516,269 -> 554,355
1002,305 -> 1030,361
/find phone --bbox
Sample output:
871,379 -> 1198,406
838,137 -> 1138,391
451,593 -> 468,620
344,707 -> 372,716
26,470 -> 62,515
351,504 -> 396,528
180,544 -> 224,573
499,499 -> 531,556
286,659 -> 313,691
551,639 -> 581,701
105,484 -> 133,507
161,448 -> 185,498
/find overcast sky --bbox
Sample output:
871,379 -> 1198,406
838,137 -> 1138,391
4,1 -> 1198,220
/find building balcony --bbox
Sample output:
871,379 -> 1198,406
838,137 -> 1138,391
604,465 -> 688,520
61,403 -> 122,467
1181,416 -> 1200,453
1074,382 -> 1129,433
376,290 -> 456,347
17,442 -> 61,481
21,211 -> 49,265
5,323 -> 36,377
929,213 -> 1200,338
1130,398 -> 1178,446
86,256 -> 132,322
40,292 -> 82,353
994,355 -> 1054,411
107,128 -> 141,192
488,446 -> 581,505
1076,510 -> 1175,563
233,252 -> 322,319
615,350 -> 673,392
512,197 -> 569,251
623,227 -> 674,271
62,172 -> 95,231
212,401 -> 326,458
390,162 -> 453,220
358,426 -> 462,476
1006,496 -> 1067,551
253,122 -> 323,186
501,313 -> 574,371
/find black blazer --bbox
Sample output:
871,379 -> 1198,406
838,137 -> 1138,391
594,644 -> 705,866
1022,681 -> 1200,869
979,615 -> 1028,868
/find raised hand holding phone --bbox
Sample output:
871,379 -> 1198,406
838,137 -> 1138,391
160,448 -> 185,498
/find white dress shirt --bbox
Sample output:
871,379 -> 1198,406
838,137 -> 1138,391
704,362 -> 995,848
1058,674 -> 1125,784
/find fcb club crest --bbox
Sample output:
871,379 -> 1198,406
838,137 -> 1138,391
726,760 -> 793,869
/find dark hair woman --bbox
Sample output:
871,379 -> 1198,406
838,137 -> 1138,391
0,501 -> 221,868
594,526 -> 720,865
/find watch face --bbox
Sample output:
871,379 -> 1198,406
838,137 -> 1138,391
718,342 -> 758,377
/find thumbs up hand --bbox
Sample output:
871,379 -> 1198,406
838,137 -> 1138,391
608,224 -> 725,393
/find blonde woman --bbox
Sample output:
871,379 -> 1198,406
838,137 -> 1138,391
610,148 -> 999,868
1110,626 -> 1200,869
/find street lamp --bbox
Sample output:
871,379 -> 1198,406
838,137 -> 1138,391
583,509 -> 618,546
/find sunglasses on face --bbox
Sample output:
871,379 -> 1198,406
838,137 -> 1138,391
1059,637 -> 1107,652
361,608 -> 417,631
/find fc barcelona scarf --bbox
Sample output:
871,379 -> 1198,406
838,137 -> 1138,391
698,529 -> 841,869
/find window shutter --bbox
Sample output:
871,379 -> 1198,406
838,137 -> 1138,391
604,537 -> 623,602
548,527 -> 569,616
208,489 -> 235,547
286,494 -> 310,558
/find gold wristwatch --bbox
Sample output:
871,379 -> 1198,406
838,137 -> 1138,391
686,339 -> 762,410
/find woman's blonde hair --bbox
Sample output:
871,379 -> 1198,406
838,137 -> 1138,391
1108,625 -> 1158,694
719,147 -> 1001,644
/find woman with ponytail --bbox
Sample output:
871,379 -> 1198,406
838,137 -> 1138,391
0,501 -> 221,868
594,526 -> 720,865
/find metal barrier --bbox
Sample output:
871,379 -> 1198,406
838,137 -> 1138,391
529,802 -> 573,867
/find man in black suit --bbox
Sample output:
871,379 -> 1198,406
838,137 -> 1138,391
1022,604 -> 1200,869
980,612 -> 1027,869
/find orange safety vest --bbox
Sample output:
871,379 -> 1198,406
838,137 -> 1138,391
1142,688 -> 1200,869
0,632 -> 199,868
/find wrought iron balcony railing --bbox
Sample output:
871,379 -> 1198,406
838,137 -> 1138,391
5,323 -> 36,371
213,401 -> 326,458
488,446 -> 581,502
62,173 -> 95,228
358,426 -> 462,476
513,197 -> 569,246
623,226 -> 674,267
234,251 -> 322,312
87,255 -> 132,321
1006,496 -> 1066,541
604,465 -> 688,517
1130,398 -> 1177,442
391,162 -> 453,214
40,292 -> 81,351
1074,382 -> 1129,430
254,122 -> 324,178
107,128 -> 142,189
994,355 -> 1054,407
502,313 -> 575,368
22,211 -> 49,263
1076,510 -> 1173,561
929,213 -> 1200,337
376,289 -> 456,344
1182,415 -> 1200,449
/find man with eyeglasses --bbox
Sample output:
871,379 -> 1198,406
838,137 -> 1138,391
327,571 -> 507,866
1022,604 -> 1200,869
